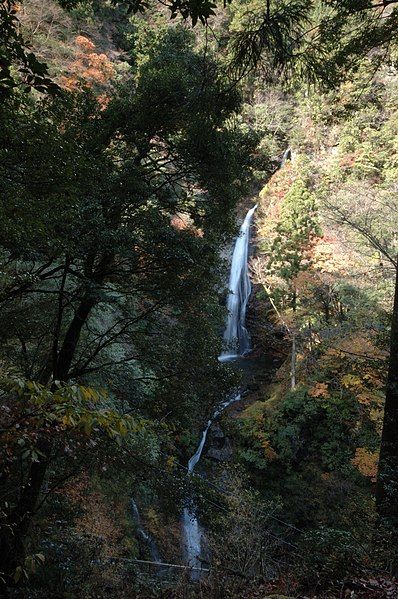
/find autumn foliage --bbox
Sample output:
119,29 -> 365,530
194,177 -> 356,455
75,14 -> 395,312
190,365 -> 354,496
60,35 -> 114,94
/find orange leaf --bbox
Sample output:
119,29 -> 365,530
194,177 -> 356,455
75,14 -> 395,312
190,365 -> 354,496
308,382 -> 330,398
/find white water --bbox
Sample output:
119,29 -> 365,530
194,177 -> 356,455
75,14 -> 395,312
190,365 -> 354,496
281,147 -> 292,167
182,393 -> 242,578
218,205 -> 257,362
131,499 -> 162,564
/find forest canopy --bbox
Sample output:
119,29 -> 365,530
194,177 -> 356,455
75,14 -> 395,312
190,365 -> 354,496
1,0 -> 398,597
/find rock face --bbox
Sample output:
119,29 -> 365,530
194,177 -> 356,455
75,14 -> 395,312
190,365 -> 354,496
206,424 -> 233,461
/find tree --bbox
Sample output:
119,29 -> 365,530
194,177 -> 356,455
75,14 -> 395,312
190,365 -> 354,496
0,0 -> 231,98
228,0 -> 398,87
376,261 -> 398,526
0,24 -> 252,583
60,0 -> 228,26
268,177 -> 320,310
321,197 -> 398,528
0,0 -> 60,96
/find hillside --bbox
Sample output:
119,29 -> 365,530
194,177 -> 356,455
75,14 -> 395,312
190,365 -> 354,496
1,1 -> 398,597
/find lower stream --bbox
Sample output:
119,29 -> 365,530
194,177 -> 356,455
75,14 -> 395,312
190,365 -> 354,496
182,392 -> 242,578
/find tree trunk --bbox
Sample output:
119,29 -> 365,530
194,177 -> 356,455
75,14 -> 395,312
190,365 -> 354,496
0,437 -> 52,583
376,264 -> 398,527
291,333 -> 296,391
0,250 -> 115,588
53,297 -> 96,381
323,300 -> 330,323
0,293 -> 98,583
291,286 -> 297,312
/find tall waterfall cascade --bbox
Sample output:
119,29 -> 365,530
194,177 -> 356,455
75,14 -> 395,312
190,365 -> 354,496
183,204 -> 258,578
219,204 -> 258,362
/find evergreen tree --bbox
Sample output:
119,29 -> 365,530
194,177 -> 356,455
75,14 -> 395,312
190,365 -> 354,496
268,177 -> 320,309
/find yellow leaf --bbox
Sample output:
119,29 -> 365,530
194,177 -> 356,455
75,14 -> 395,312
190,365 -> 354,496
341,374 -> 362,389
351,447 -> 378,479
166,456 -> 176,471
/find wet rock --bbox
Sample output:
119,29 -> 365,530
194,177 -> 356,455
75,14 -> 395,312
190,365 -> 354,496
211,425 -> 225,440
206,424 -> 233,461
206,443 -> 233,461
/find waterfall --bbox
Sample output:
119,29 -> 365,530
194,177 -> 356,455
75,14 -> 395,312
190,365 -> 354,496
219,204 -> 257,362
281,147 -> 292,167
130,499 -> 162,564
182,205 -> 257,579
182,393 -> 242,579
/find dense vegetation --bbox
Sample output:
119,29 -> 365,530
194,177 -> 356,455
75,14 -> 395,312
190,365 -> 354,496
1,0 -> 398,597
